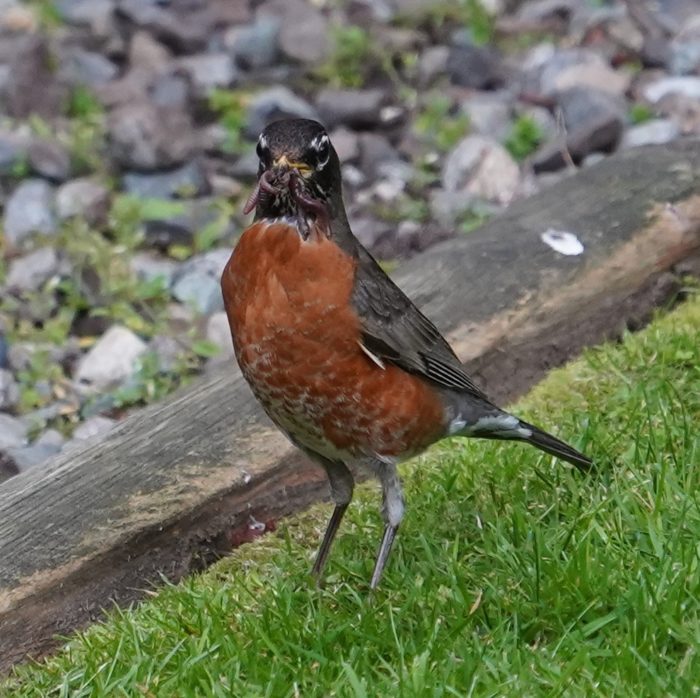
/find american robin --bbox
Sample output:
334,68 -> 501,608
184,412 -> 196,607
221,118 -> 592,589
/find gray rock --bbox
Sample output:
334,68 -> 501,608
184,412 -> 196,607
651,0 -> 700,26
206,312 -> 234,361
461,92 -> 513,141
176,53 -> 237,96
5,247 -> 59,292
94,70 -> 149,110
534,87 -> 625,172
228,15 -> 281,70
391,0 -> 444,14
141,217 -> 193,252
393,219 -> 453,258
430,188 -> 496,227
21,403 -> 72,432
0,413 -> 27,450
273,0 -> 329,64
559,87 -> 625,154
3,179 -> 57,247
5,36 -> 70,119
621,119 -> 681,148
644,76 -> 700,103
246,86 -> 318,138
0,369 -> 19,411
73,415 -> 117,441
149,72 -> 190,109
207,173 -> 244,199
418,45 -> 449,87
4,340 -> 79,375
130,252 -> 179,288
316,88 -> 386,129
0,451 -> 20,484
108,102 -> 196,171
345,0 -> 394,21
0,64 -> 8,95
54,0 -> 115,34
128,29 -> 171,75
429,190 -> 469,228
116,0 -> 207,54
330,127 -> 361,164
59,47 -> 119,87
149,335 -> 185,372
122,160 -> 209,200
171,273 -> 223,315
165,302 -> 195,335
442,135 -> 521,205
659,93 -> 700,135
0,130 -> 28,176
27,139 -> 71,182
375,159 -> 415,192
670,38 -> 700,75
35,428 -> 65,450
516,0 -> 575,23
447,44 -> 504,90
55,177 -> 111,226
228,150 -> 260,179
75,325 -> 148,391
349,216 -> 393,251
172,247 -> 231,315
4,8 -> 31,35
538,49 -> 629,97
581,152 -> 606,168
186,246 -> 235,278
358,132 -> 400,180
0,333 -> 7,370
7,343 -> 35,373
143,199 -> 223,252
7,443 -> 58,471
671,15 -> 700,65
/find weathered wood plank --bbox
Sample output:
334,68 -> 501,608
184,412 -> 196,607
1,141 -> 699,671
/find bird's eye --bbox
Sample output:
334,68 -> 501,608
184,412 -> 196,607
313,135 -> 330,170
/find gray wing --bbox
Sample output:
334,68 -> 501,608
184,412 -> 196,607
351,247 -> 489,401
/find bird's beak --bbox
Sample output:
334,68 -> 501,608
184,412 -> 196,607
273,155 -> 313,178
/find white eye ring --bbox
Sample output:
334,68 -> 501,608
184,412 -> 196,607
311,134 -> 330,170
256,135 -> 268,161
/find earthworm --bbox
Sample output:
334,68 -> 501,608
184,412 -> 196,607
242,169 -> 280,215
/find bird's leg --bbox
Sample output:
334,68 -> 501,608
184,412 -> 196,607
312,459 -> 354,580
370,461 -> 404,590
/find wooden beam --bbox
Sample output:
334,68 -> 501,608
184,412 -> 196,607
1,141 -> 699,671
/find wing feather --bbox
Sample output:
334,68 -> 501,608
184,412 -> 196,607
351,247 -> 488,400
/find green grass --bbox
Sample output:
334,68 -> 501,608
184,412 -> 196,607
504,115 -> 544,162
628,103 -> 655,126
414,95 -> 471,152
315,25 -> 386,89
5,295 -> 700,696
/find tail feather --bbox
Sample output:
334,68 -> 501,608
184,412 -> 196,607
518,420 -> 593,474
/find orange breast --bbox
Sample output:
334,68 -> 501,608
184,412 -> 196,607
221,220 -> 446,460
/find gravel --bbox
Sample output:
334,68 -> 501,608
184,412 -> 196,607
1,0 -> 698,482
74,326 -> 148,392
3,179 -> 57,247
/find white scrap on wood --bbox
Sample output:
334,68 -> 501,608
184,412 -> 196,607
540,229 -> 584,256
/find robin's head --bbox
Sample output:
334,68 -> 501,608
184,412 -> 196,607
245,119 -> 343,222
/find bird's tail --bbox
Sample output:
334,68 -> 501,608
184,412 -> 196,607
457,406 -> 593,474
516,420 -> 593,474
